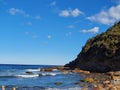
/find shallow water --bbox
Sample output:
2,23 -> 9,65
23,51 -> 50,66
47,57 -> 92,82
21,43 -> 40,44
0,64 -> 87,90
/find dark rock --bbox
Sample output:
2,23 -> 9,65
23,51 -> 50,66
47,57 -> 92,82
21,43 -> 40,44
26,71 -> 33,74
65,21 -> 120,73
40,68 -> 53,72
74,82 -> 81,85
54,82 -> 63,85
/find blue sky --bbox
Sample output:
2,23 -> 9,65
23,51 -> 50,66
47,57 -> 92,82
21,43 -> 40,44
0,0 -> 120,65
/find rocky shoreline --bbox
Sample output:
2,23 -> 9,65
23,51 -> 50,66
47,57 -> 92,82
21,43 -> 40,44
1,66 -> 120,90
38,66 -> 120,90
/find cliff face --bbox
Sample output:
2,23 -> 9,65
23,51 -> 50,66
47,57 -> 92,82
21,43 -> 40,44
65,22 -> 120,72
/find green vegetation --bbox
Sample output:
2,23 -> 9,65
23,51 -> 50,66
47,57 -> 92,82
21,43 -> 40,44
82,22 -> 120,58
65,21 -> 120,72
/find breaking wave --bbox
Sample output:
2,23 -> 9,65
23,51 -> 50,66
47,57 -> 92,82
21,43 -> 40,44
15,74 -> 39,78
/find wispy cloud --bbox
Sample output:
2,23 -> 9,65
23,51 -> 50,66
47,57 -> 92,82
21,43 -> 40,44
67,25 -> 74,29
26,22 -> 32,26
59,8 -> 83,17
50,1 -> 56,6
9,8 -> 30,17
66,32 -> 72,36
32,35 -> 40,39
34,15 -> 41,20
47,35 -> 52,39
87,5 -> 120,25
80,27 -> 99,34
25,32 -> 40,39
8,8 -> 41,20
25,32 -> 30,35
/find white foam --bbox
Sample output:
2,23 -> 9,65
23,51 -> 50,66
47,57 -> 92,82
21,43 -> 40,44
45,87 -> 83,90
40,72 -> 56,76
16,74 -> 39,78
25,68 -> 40,72
52,69 -> 59,71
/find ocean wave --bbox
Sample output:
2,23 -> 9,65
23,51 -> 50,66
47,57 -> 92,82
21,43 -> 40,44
39,72 -> 57,76
15,74 -> 39,78
52,69 -> 59,72
25,68 -> 40,72
45,87 -> 83,90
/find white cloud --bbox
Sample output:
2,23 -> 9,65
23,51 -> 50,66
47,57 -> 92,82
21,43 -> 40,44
25,32 -> 30,35
81,27 -> 99,34
87,5 -> 120,25
66,32 -> 72,36
67,25 -> 74,29
32,35 -> 39,39
59,8 -> 83,17
59,10 -> 70,17
9,8 -> 41,20
50,1 -> 56,6
34,15 -> 40,20
8,8 -> 29,17
47,35 -> 52,39
26,22 -> 32,26
71,8 -> 82,17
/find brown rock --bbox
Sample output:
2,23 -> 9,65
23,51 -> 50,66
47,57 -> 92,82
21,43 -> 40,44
113,71 -> 120,76
26,71 -> 33,74
104,83 -> 113,90
115,84 -> 120,90
90,84 -> 103,90
108,87 -> 118,90
40,68 -> 53,72
103,80 -> 111,84
111,76 -> 120,85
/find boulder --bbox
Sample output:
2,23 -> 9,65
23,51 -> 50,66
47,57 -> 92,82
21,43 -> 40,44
26,71 -> 33,74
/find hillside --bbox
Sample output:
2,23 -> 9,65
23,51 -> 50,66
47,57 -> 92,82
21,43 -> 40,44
65,22 -> 120,72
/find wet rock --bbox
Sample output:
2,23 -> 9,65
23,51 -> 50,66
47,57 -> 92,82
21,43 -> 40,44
81,77 -> 95,83
107,71 -> 120,76
113,71 -> 120,76
40,68 -> 53,72
40,66 -> 69,72
74,82 -> 81,85
26,71 -> 33,74
90,84 -> 103,90
54,82 -> 63,85
111,76 -> 120,85
72,68 -> 90,74
107,72 -> 114,76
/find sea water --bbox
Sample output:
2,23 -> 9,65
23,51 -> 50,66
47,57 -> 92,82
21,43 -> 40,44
0,64 -> 86,90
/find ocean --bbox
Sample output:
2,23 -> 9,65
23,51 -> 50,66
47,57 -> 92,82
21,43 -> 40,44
0,64 -> 86,90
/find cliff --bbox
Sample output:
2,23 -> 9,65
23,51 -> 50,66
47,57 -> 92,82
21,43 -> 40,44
65,22 -> 120,72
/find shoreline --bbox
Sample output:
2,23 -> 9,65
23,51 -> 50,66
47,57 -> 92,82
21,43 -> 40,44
1,65 -> 120,90
39,66 -> 120,90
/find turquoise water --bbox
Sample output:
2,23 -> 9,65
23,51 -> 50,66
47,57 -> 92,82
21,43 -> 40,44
0,64 -> 86,90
